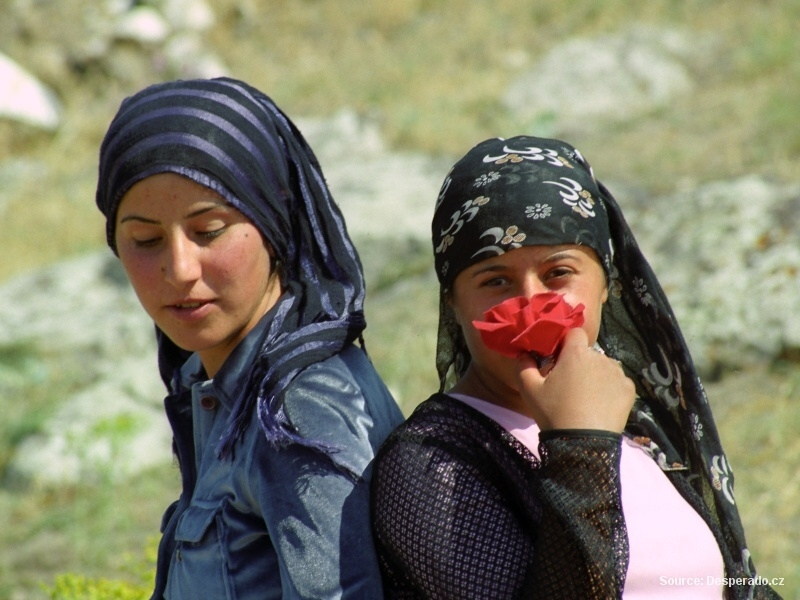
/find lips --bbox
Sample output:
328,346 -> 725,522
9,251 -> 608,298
165,299 -> 214,321
174,301 -> 206,309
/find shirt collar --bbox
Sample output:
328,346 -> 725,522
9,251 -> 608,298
177,309 -> 275,411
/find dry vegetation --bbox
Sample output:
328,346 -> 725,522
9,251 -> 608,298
1,0 -> 798,597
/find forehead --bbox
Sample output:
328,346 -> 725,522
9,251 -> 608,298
117,173 -> 231,220
465,244 -> 600,271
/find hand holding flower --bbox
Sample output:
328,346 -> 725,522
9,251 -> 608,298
516,328 -> 636,432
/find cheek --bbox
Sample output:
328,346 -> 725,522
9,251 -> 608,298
460,320 -> 496,363
579,296 -> 605,344
448,297 -> 477,347
118,256 -> 164,318
450,288 -> 494,329
119,254 -> 158,293
210,237 -> 272,290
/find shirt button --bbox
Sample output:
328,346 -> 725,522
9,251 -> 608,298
200,395 -> 217,410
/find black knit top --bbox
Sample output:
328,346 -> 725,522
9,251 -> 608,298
372,393 -> 628,599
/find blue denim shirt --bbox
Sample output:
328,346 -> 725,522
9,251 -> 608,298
152,315 -> 404,599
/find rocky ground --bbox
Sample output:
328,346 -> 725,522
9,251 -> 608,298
1,0 -> 798,596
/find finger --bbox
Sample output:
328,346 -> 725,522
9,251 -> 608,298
560,326 -> 590,350
516,352 -> 546,389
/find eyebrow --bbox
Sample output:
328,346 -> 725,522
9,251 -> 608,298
118,203 -> 226,225
467,249 -> 580,278
542,250 -> 580,263
468,263 -> 509,279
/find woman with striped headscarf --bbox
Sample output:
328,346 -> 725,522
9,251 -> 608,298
96,77 -> 404,599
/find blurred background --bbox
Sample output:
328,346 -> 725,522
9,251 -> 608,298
1,0 -> 798,597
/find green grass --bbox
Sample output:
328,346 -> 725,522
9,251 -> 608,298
0,343 -> 69,475
707,365 -> 800,594
0,465 -> 179,599
2,0 -> 800,596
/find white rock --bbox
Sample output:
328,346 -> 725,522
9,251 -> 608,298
629,176 -> 800,374
105,0 -> 132,16
295,111 -> 447,240
114,6 -> 171,43
0,252 -> 153,357
160,0 -> 216,31
164,33 -> 228,78
0,52 -> 62,130
8,370 -> 171,487
504,26 -> 697,131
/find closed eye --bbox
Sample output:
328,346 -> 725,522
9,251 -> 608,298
133,236 -> 162,248
197,226 -> 226,240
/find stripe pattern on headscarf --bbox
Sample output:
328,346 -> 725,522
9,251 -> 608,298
96,77 -> 366,460
432,135 -> 762,587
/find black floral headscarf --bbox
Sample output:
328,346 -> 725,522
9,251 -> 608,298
432,135 -> 763,588
96,77 -> 367,459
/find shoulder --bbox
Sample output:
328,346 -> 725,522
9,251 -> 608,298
372,395 -> 543,539
280,344 -> 402,475
285,344 -> 391,406
375,393 -> 537,481
385,393 -> 510,448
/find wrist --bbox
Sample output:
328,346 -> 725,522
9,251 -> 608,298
538,429 -> 622,442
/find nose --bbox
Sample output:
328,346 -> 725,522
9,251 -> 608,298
162,232 -> 201,287
520,273 -> 548,298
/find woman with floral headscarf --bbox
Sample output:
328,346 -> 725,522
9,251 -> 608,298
371,136 -> 780,599
96,77 -> 404,599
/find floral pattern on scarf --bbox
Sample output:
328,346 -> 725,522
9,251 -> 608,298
431,135 -> 765,590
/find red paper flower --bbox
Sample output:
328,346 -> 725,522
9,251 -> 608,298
473,292 -> 585,363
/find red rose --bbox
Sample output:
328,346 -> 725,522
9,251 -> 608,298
472,292 -> 585,364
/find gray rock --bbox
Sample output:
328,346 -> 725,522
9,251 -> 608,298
627,176 -> 800,376
158,0 -> 216,31
6,358 -> 171,487
296,110 -> 448,240
0,252 -> 154,359
504,26 -> 707,133
1,0 -> 225,92
163,32 -> 229,79
0,252 -> 169,487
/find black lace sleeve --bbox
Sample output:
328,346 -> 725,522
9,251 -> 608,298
534,430 -> 628,598
371,395 -> 628,599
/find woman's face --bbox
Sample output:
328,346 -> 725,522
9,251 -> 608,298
115,173 -> 283,377
450,244 -> 608,400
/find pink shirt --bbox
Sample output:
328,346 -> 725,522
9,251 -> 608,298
451,394 -> 725,598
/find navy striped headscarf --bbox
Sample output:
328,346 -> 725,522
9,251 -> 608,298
96,77 -> 367,458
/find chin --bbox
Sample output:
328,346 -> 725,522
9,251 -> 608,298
160,331 -> 217,354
